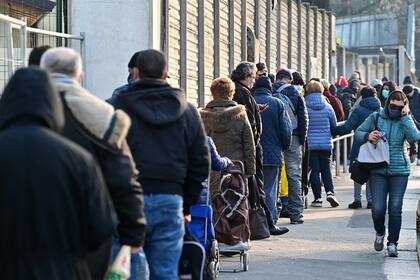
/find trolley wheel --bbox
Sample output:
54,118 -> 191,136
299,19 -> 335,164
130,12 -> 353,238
210,240 -> 219,260
242,252 -> 249,271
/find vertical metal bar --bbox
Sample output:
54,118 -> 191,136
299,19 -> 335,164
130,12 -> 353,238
343,137 -> 348,173
20,17 -> 27,68
305,3 -> 310,81
198,0 -> 205,107
335,140 -> 340,177
287,0 -> 292,68
321,10 -> 326,78
297,0 -> 302,72
266,0 -> 271,71
80,32 -> 86,88
6,22 -> 14,79
56,0 -> 63,46
214,0 -> 220,77
276,0 -> 281,67
313,6 -> 318,60
180,0 -> 187,92
228,0 -> 235,73
254,0 -> 259,39
241,0 -> 247,62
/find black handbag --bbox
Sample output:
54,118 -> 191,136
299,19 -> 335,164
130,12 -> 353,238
248,176 -> 270,240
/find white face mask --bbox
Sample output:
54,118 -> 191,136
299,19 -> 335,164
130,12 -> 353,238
294,85 -> 303,93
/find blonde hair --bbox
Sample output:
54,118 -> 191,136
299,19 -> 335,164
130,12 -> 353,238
306,80 -> 324,94
320,79 -> 330,90
211,76 -> 236,100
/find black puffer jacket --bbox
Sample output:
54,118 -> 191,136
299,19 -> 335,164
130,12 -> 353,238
0,68 -> 114,280
109,79 -> 210,214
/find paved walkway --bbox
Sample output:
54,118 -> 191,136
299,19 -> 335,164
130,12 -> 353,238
220,168 -> 420,280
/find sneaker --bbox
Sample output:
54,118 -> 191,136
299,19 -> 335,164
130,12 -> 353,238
326,192 -> 339,207
366,202 -> 372,209
290,217 -> 304,224
279,211 -> 290,218
311,198 -> 323,207
417,159 -> 420,166
387,243 -> 398,257
348,201 -> 362,209
374,233 -> 384,251
269,225 -> 289,236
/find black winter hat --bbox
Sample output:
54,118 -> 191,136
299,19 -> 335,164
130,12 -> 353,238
276,68 -> 293,81
402,84 -> 414,95
255,76 -> 272,91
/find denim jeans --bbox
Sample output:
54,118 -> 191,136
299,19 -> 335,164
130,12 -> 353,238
309,149 -> 334,199
369,174 -> 408,245
354,181 -> 372,203
263,165 -> 280,223
284,136 -> 304,220
143,194 -> 184,280
112,240 -> 149,280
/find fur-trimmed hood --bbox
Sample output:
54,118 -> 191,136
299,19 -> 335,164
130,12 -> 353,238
50,73 -> 130,150
200,99 -> 247,133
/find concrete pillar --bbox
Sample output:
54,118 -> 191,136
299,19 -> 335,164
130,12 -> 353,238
69,0 -> 156,99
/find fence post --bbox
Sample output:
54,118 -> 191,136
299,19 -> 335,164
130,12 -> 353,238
343,137 -> 348,173
20,17 -> 27,68
5,22 -> 14,79
80,32 -> 86,88
335,140 -> 340,177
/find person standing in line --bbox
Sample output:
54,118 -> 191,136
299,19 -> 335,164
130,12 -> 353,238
0,68 -> 115,279
321,79 -> 345,122
254,76 -> 292,225
109,49 -> 210,278
332,86 -> 381,209
111,51 -> 141,97
355,90 -> 420,257
28,45 -> 51,66
402,84 -> 420,165
305,80 -> 339,208
272,68 -> 308,224
41,48 -> 146,280
231,62 -> 287,235
378,81 -> 398,107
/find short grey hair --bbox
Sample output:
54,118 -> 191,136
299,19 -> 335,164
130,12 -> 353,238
40,47 -> 82,78
231,62 -> 256,82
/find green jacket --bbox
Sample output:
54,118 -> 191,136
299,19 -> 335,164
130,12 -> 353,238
355,109 -> 420,176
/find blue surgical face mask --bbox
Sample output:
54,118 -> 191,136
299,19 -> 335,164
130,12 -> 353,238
382,89 -> 389,99
387,105 -> 402,119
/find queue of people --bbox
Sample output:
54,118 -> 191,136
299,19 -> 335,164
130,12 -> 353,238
2,45 -> 419,280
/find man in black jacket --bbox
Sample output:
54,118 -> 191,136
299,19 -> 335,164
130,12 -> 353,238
109,49 -> 210,278
0,68 -> 114,280
231,62 -> 289,236
40,47 -> 146,280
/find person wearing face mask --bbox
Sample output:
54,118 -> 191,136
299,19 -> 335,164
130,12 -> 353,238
378,81 -> 397,107
403,85 -> 420,165
355,90 -> 420,258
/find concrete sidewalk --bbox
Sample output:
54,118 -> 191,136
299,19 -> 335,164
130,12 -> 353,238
220,168 -> 420,280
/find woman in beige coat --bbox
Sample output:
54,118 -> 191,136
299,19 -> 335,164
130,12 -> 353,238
200,76 -> 256,194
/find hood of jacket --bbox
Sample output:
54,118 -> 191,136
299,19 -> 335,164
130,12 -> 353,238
305,93 -> 327,111
51,73 -> 130,150
254,87 -> 271,97
360,97 -> 381,111
200,99 -> 246,133
120,79 -> 187,126
0,68 -> 64,132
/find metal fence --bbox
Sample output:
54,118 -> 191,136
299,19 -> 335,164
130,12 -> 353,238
0,13 -> 84,90
332,121 -> 354,177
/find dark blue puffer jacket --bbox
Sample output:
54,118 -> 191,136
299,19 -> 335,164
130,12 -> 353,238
273,82 -> 308,145
408,92 -> 420,124
305,93 -> 337,150
254,87 -> 292,166
332,96 -> 381,163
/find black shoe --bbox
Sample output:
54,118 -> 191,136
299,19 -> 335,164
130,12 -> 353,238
290,217 -> 304,224
279,211 -> 290,218
348,201 -> 362,209
366,202 -> 372,209
269,226 -> 289,235
326,192 -> 339,207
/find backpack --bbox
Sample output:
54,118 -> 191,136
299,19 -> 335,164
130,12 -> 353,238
274,84 -> 298,130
